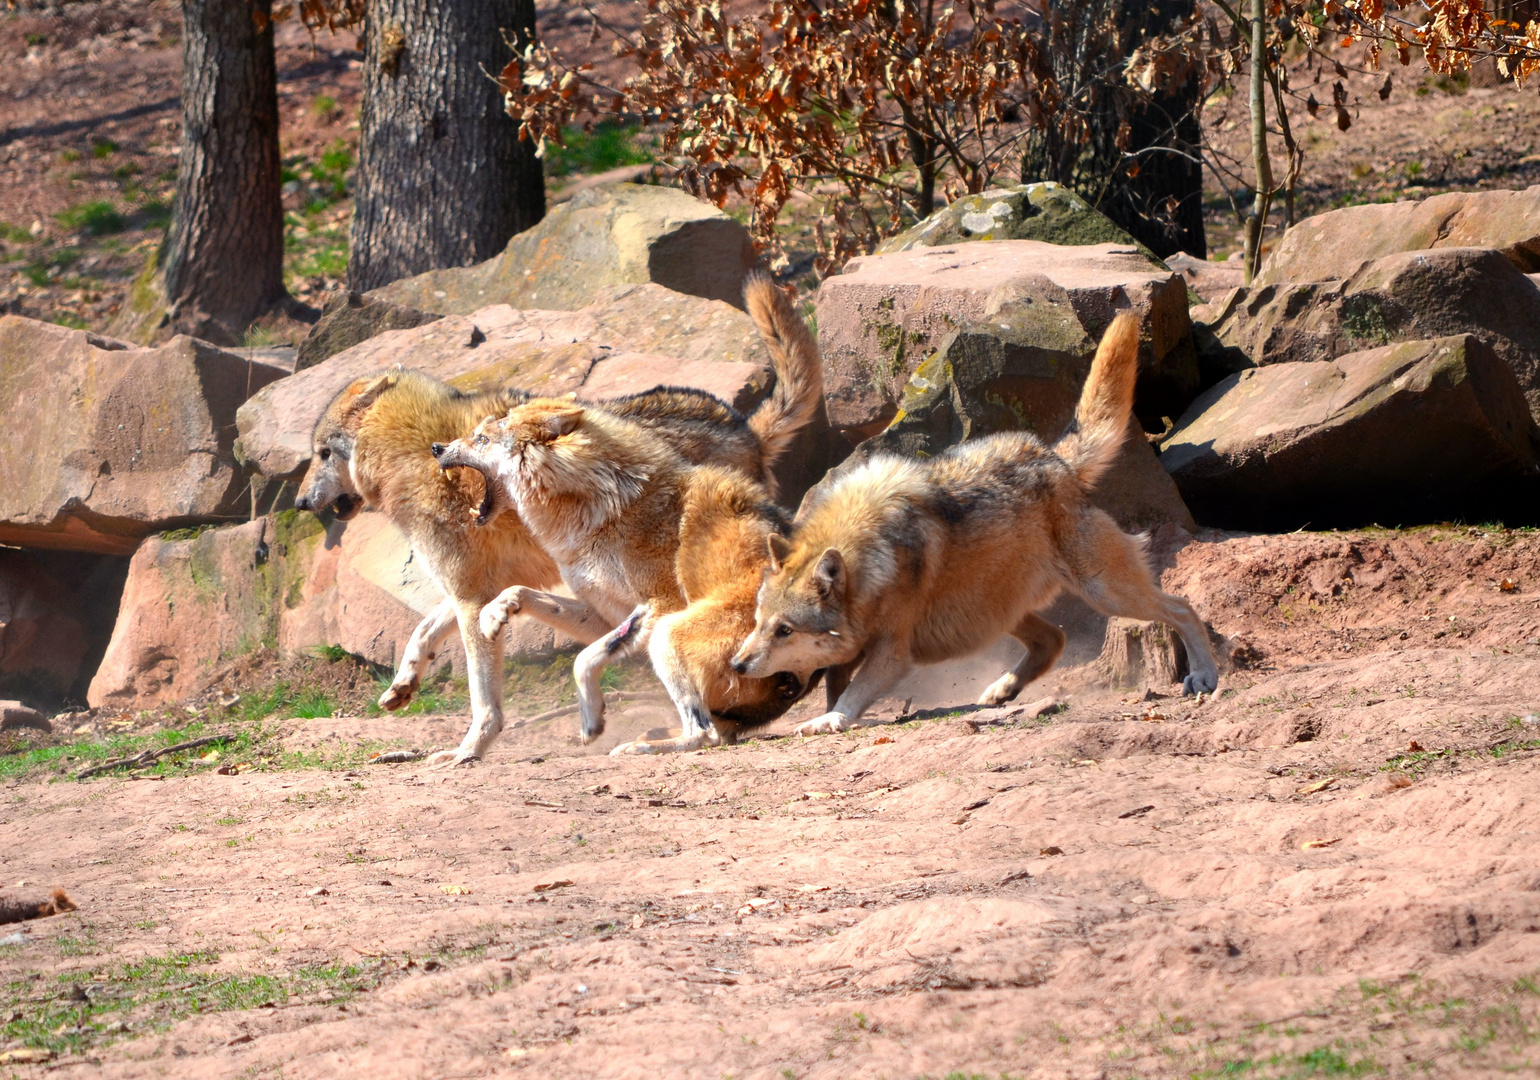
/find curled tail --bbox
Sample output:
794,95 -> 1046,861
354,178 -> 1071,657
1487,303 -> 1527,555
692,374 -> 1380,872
1053,312 -> 1140,490
743,271 -> 825,492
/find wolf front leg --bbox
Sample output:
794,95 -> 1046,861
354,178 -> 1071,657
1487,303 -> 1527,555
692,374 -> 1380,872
424,601 -> 508,768
573,604 -> 652,744
794,637 -> 913,736
610,609 -> 721,755
379,599 -> 460,711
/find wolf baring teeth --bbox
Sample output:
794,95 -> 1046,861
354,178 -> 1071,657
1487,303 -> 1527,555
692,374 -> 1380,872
434,272 -> 829,755
730,312 -> 1220,736
292,272 -> 824,766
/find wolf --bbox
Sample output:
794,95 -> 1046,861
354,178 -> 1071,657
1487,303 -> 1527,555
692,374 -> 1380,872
293,273 -> 823,766
728,312 -> 1220,734
431,275 -> 826,754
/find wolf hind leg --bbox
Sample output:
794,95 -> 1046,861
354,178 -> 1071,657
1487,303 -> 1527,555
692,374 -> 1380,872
380,599 -> 459,711
480,586 -> 611,644
978,612 -> 1066,706
425,602 -> 507,768
1072,513 -> 1219,696
574,605 -> 652,744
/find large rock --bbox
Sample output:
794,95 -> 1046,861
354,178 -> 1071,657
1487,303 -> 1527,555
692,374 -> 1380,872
1257,186 -> 1540,285
294,291 -> 441,371
367,183 -> 757,315
0,317 -> 285,554
236,285 -> 779,483
1159,335 -> 1540,530
816,241 -> 1195,442
810,339 -> 1195,533
86,513 -> 564,710
877,182 -> 1145,256
1203,248 -> 1540,422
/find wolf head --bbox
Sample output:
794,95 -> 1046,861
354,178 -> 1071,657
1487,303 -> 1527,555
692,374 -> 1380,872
731,534 -> 862,677
294,371 -> 400,520
431,400 -> 590,527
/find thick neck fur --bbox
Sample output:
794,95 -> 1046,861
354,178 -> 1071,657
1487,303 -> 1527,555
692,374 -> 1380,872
785,456 -> 929,616
353,377 -> 520,533
502,410 -> 680,559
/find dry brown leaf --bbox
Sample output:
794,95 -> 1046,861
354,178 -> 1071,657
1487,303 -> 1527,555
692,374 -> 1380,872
1297,777 -> 1337,795
0,1049 -> 54,1064
1500,577 -> 1518,592
532,880 -> 573,893
871,735 -> 894,745
1039,846 -> 1065,856
438,884 -> 470,895
1300,838 -> 1342,851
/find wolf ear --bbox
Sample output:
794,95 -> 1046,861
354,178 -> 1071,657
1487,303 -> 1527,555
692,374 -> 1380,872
536,404 -> 584,442
343,372 -> 398,418
813,548 -> 846,600
766,534 -> 792,573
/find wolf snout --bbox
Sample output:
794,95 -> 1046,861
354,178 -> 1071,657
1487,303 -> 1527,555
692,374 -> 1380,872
430,442 -> 446,458
294,493 -> 313,512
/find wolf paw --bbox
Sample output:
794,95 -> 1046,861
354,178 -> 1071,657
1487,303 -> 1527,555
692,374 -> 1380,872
977,675 -> 1023,707
1182,670 -> 1219,696
377,678 -> 418,712
480,590 -> 522,641
795,712 -> 855,736
423,748 -> 479,769
609,739 -> 660,756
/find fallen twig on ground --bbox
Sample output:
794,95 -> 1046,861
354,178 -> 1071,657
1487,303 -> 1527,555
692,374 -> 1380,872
75,735 -> 230,780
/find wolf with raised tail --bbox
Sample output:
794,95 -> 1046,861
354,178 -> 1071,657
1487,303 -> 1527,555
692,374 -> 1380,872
432,274 -> 828,754
729,312 -> 1219,734
293,272 -> 825,766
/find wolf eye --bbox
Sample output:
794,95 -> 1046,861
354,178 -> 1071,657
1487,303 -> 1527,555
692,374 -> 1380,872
319,448 -> 331,461
774,623 -> 793,638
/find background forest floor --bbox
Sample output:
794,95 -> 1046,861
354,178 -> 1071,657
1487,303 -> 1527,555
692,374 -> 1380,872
5,0 -> 1540,338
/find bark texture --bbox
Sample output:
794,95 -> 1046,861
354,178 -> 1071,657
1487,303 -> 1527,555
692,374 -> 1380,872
161,0 -> 287,344
349,0 -> 545,292
1020,0 -> 1206,259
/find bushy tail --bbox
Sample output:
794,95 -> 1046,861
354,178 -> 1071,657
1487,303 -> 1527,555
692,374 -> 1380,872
1053,312 -> 1140,490
744,271 -> 825,490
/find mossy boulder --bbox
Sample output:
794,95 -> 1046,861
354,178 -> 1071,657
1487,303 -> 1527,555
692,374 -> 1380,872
368,182 -> 757,315
816,240 -> 1197,443
877,182 -> 1152,259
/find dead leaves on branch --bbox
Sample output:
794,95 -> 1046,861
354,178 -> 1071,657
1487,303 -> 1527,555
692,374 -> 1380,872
504,1 -> 1196,270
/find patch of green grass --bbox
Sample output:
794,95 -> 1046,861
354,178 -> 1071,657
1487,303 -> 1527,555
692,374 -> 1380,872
91,139 -> 117,159
60,148 -> 81,163
543,120 -> 656,179
0,950 -> 387,1057
313,139 -> 353,202
51,312 -> 91,330
242,323 -> 284,348
366,671 -> 466,717
111,161 -> 140,179
313,644 -> 351,663
0,221 -> 32,243
0,722 -> 245,783
132,198 -> 172,231
56,200 -> 125,236
312,93 -> 337,116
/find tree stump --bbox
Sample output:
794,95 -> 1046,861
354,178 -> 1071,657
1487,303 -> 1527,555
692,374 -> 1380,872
1098,617 -> 1188,691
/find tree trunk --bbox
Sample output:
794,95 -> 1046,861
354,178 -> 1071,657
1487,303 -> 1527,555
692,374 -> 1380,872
349,0 -> 545,292
1020,0 -> 1207,259
1242,0 -> 1273,284
160,0 -> 288,344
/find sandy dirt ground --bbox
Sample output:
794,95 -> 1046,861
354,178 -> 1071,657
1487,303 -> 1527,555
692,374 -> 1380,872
4,528 -> 1540,1079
